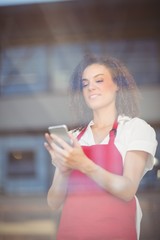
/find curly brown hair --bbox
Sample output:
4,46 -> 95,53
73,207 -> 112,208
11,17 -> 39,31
70,54 -> 140,122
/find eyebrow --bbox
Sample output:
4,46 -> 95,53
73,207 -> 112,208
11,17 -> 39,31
82,73 -> 104,81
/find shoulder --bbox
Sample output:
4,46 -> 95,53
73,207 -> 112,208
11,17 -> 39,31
117,115 -> 157,153
118,115 -> 156,136
117,115 -> 157,171
118,115 -> 148,126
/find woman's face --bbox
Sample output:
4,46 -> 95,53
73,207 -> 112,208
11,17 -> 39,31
82,63 -> 118,111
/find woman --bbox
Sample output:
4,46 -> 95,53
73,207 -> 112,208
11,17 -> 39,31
44,54 -> 157,240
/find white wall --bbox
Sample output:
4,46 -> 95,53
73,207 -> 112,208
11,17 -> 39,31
139,86 -> 160,123
0,85 -> 160,132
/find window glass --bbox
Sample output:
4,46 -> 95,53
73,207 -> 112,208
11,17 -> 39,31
7,150 -> 36,178
0,45 -> 48,95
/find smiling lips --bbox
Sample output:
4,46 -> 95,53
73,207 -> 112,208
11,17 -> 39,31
89,94 -> 100,99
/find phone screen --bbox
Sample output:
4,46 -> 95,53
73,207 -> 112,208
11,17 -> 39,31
48,125 -> 72,146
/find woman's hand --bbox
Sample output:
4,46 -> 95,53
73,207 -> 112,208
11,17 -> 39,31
44,132 -> 89,173
44,133 -> 72,175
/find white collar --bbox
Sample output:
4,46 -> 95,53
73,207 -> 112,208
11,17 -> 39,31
88,115 -> 131,127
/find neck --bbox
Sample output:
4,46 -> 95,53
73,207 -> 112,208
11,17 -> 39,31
92,108 -> 117,128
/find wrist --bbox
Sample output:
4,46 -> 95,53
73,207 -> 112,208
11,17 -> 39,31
81,157 -> 98,175
58,168 -> 72,177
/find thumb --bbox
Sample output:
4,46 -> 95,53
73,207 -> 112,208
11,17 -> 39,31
68,132 -> 80,147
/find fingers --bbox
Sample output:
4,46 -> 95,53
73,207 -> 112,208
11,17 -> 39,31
44,132 -> 72,161
44,140 -> 66,168
50,133 -> 73,151
44,133 -> 60,166
44,132 -> 81,171
44,141 -> 56,166
45,133 -> 54,146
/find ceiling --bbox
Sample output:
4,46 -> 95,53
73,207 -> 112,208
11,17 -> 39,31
0,0 -> 159,47
0,0 -> 66,6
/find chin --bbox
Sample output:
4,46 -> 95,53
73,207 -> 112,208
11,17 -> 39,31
87,103 -> 102,110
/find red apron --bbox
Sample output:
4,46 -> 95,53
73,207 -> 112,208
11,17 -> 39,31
57,122 -> 137,240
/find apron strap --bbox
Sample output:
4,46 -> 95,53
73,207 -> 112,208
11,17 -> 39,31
77,120 -> 118,142
77,126 -> 87,141
109,120 -> 118,143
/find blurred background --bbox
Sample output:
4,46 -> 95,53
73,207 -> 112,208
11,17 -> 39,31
0,0 -> 160,239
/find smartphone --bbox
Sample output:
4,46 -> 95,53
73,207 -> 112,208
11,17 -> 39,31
48,124 -> 72,146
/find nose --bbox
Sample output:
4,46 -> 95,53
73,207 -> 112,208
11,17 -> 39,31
88,81 -> 96,91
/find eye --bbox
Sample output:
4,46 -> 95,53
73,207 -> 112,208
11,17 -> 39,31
81,79 -> 89,88
96,79 -> 103,83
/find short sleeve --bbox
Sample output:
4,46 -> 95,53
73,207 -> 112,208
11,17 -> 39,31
126,118 -> 158,172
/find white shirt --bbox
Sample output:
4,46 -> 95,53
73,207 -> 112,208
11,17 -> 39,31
72,115 -> 157,239
73,115 -> 157,174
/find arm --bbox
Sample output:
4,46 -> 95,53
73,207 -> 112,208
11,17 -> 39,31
48,133 -> 149,202
45,118 -> 157,203
81,150 -> 148,201
44,133 -> 72,210
47,168 -> 70,210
